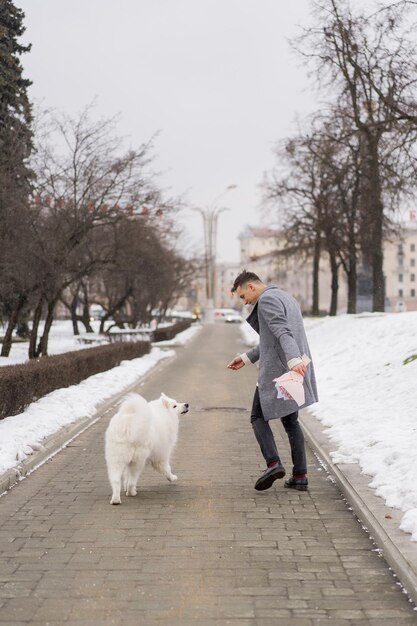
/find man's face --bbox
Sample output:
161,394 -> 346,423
236,282 -> 259,306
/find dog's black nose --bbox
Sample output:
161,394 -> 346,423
184,403 -> 189,409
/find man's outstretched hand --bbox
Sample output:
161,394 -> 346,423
227,356 -> 245,370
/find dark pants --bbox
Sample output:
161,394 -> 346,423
250,387 -> 307,475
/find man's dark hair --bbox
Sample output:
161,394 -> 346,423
231,270 -> 262,293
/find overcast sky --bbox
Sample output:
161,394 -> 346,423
17,0 -> 381,263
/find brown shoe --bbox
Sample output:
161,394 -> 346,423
254,462 -> 286,491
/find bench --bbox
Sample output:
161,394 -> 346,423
76,334 -> 109,345
106,329 -> 154,343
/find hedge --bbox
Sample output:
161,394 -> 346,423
0,341 -> 150,420
153,319 -> 193,342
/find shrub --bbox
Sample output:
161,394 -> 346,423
153,319 -> 192,342
0,341 -> 150,420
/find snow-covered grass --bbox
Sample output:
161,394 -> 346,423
0,319 -> 197,367
0,323 -> 202,478
0,320 -> 102,367
240,312 -> 417,541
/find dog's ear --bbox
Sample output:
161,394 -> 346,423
160,393 -> 170,408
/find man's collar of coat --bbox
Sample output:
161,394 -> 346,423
246,284 -> 278,331
259,284 -> 278,296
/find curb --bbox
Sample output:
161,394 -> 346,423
0,349 -> 178,497
300,410 -> 417,606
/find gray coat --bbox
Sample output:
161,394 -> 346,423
245,285 -> 318,420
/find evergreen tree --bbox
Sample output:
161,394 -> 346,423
0,1 -> 34,356
0,0 -> 33,226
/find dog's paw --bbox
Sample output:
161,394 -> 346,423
168,474 -> 178,482
126,488 -> 137,497
110,496 -> 121,505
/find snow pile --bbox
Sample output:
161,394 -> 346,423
0,320 -> 98,367
0,348 -> 175,476
241,312 -> 417,540
0,320 -> 201,367
0,324 -> 201,478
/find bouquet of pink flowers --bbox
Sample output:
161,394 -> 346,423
273,354 -> 311,407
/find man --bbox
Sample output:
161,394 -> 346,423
227,270 -> 318,492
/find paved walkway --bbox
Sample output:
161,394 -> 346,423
0,324 -> 416,625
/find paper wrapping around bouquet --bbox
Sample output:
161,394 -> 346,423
273,354 -> 311,407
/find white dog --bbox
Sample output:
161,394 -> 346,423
105,392 -> 189,505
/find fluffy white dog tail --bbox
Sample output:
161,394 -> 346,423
119,393 -> 149,415
113,393 -> 152,444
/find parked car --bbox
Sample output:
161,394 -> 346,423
90,304 -> 105,320
214,308 -> 235,319
213,308 -> 242,322
224,312 -> 243,323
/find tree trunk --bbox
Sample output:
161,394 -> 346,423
80,283 -> 94,333
37,299 -> 56,356
346,221 -> 357,314
311,235 -> 320,316
329,253 -> 339,316
129,300 -> 139,329
70,292 -> 80,335
364,132 -> 385,312
372,223 -> 385,312
0,294 -> 27,357
99,314 -> 108,335
29,297 -> 44,359
80,312 -> 94,333
99,290 -> 132,334
346,270 -> 357,314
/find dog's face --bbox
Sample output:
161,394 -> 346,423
160,393 -> 190,415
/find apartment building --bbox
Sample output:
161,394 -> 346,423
176,215 -> 417,316
238,225 -> 344,313
238,217 -> 417,313
214,262 -> 242,309
385,217 -> 417,312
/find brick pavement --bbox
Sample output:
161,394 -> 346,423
0,323 -> 416,625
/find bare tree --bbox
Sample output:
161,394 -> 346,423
59,280 -> 95,335
27,106 -> 165,356
294,0 -> 417,311
263,106 -> 366,315
312,109 -> 363,314
92,216 -> 195,333
263,131 -> 330,315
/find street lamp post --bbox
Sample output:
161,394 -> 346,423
193,185 -> 237,323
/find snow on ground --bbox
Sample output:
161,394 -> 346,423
240,312 -> 417,541
0,320 -> 102,367
0,324 -> 202,478
0,319 -> 196,367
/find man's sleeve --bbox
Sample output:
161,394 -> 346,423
259,293 -> 301,363
244,345 -> 259,364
